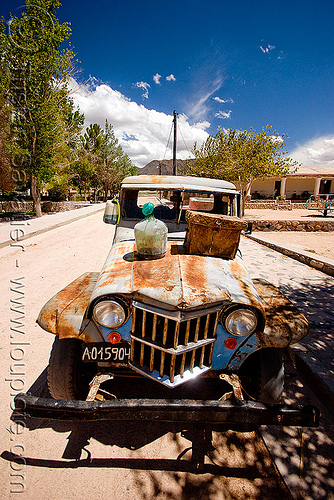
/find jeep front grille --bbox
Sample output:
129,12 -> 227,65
130,303 -> 219,387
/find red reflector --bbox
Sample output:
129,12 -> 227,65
224,337 -> 237,350
108,332 -> 121,344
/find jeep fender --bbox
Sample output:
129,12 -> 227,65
37,272 -> 102,341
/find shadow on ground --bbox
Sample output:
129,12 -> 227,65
261,354 -> 334,500
1,369 -> 293,500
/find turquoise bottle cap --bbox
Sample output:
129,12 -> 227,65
142,202 -> 154,216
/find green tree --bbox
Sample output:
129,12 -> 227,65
187,126 -> 298,200
0,89 -> 13,192
73,122 -> 136,201
96,122 -> 135,200
0,0 -> 79,216
47,173 -> 70,201
72,123 -> 104,200
71,152 -> 95,200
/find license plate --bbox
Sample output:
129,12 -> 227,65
82,343 -> 130,363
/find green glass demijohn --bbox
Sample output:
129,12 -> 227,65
134,202 -> 168,259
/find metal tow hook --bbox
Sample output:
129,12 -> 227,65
219,373 -> 244,401
86,373 -> 114,401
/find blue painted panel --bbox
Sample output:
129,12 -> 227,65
227,335 -> 261,370
98,316 -> 132,342
211,325 -> 261,370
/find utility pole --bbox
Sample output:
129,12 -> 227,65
173,110 -> 177,175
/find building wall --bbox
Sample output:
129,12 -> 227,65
251,177 -> 333,198
251,179 -> 275,197
285,178 -> 314,198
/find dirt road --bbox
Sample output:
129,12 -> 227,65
1,211 -> 332,499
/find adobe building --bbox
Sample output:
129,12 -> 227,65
250,166 -> 334,200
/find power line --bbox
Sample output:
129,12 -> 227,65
178,122 -> 192,158
162,120 -> 173,161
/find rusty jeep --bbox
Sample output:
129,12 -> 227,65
15,175 -> 318,428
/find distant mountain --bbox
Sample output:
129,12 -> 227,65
138,159 -> 194,175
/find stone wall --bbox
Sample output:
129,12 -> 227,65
245,219 -> 334,232
1,201 -> 90,213
41,201 -> 90,213
244,201 -> 316,209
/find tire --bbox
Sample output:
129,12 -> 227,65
47,337 -> 97,400
238,348 -> 284,404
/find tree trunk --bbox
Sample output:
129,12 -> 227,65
31,174 -> 42,217
103,183 -> 108,202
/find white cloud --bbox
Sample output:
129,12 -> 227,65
187,76 -> 224,122
213,96 -> 234,104
133,81 -> 150,99
153,73 -> 162,85
260,44 -> 276,53
215,110 -> 232,120
291,135 -> 334,166
68,78 -> 209,167
166,74 -> 176,82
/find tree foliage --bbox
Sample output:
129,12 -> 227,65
72,122 -> 136,201
96,121 -> 136,199
0,87 -> 13,192
0,0 -> 82,215
187,126 -> 298,197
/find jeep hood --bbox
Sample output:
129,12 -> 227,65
89,240 -> 263,311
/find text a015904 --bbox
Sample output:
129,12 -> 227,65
82,343 -> 130,363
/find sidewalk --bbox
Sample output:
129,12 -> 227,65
244,207 -> 334,221
1,204 -> 333,415
244,207 -> 334,275
246,232 -> 334,277
0,203 -> 104,249
243,208 -> 334,414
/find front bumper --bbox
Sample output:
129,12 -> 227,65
14,393 -> 319,428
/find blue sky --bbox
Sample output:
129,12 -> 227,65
2,0 -> 334,167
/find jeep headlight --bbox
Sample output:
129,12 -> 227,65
223,308 -> 257,336
93,299 -> 127,328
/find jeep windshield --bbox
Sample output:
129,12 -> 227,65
122,188 -> 240,222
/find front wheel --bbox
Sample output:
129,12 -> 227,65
47,337 -> 97,400
238,348 -> 284,404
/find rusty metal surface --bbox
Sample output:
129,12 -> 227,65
253,278 -> 309,346
37,272 -> 99,337
86,373 -> 113,401
14,393 -> 320,427
219,374 -> 244,401
89,241 -> 264,312
121,175 -> 238,193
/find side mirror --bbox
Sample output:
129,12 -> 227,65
103,199 -> 120,224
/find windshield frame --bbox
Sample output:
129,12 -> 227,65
120,187 -> 241,222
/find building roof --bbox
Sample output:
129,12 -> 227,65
289,165 -> 334,177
